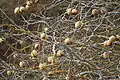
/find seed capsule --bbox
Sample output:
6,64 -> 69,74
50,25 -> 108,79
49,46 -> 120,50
0,38 -> 3,43
39,63 -> 47,70
66,75 -> 72,80
13,54 -> 18,58
19,61 -> 25,67
19,6 -> 26,12
31,50 -> 38,57
109,35 -> 116,43
71,9 -> 79,15
7,70 -> 12,76
75,21 -> 83,28
26,1 -> 33,6
26,5 -> 31,10
92,9 -> 100,15
116,35 -> 120,40
103,40 -> 111,46
103,52 -> 109,58
48,71 -> 55,76
64,38 -> 73,45
66,8 -> 72,15
34,43 -> 39,49
35,0 -> 39,3
19,40 -> 23,44
41,33 -> 47,40
14,7 -> 20,14
56,50 -> 64,57
44,28 -> 49,32
48,56 -> 54,63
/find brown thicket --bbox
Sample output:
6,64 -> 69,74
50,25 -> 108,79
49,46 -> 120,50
0,0 -> 120,80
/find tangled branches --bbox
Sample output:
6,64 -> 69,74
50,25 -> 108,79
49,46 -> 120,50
0,0 -> 120,80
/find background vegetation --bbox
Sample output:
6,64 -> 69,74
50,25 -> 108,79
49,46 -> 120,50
0,0 -> 120,80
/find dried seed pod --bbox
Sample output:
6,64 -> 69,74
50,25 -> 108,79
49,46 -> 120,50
75,21 -> 83,28
64,38 -> 73,45
19,61 -> 25,67
31,50 -> 38,57
19,6 -> 26,12
14,7 -> 20,14
44,28 -> 49,32
109,35 -> 116,43
71,9 -> 79,15
92,9 -> 100,15
13,53 -> 18,58
26,0 -> 33,6
48,71 -> 55,76
25,4 -> 37,13
41,33 -> 47,40
56,50 -> 64,57
103,52 -> 109,58
19,40 -> 23,44
103,40 -> 111,46
0,38 -> 3,43
48,56 -> 54,63
26,4 -> 34,11
7,70 -> 12,76
66,75 -> 72,80
106,40 -> 111,46
35,0 -> 39,3
26,5 -> 30,10
39,63 -> 47,70
34,43 -> 39,49
103,40 -> 108,47
116,35 -> 120,40
66,8 -> 72,15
